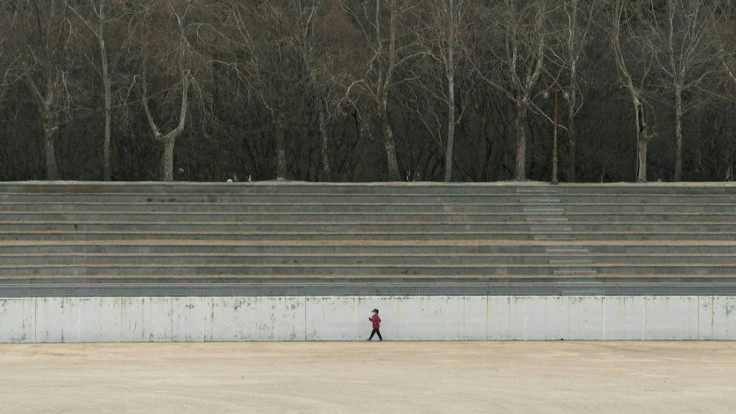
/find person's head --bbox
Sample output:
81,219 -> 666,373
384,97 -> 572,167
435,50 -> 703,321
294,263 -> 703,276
372,308 -> 379,314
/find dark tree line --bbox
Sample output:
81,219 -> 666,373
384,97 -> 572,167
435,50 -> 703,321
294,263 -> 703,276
0,0 -> 734,183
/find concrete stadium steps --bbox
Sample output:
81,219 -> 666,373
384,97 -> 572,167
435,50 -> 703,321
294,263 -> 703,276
1,241 -> 735,254
2,231 -> 735,242
0,266 -> 734,278
0,261 -> 735,276
2,212 -> 736,222
2,253 -> 734,266
0,221 -> 732,232
2,194 -> 736,206
2,202 -> 735,214
0,182 -> 735,283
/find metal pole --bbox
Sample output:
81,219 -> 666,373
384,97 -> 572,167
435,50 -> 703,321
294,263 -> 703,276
552,89 -> 559,185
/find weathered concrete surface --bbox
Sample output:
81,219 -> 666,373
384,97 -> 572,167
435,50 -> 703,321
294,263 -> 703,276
2,296 -> 736,342
0,342 -> 735,413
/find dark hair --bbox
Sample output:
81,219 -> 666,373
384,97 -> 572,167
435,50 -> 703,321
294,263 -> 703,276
372,308 -> 379,313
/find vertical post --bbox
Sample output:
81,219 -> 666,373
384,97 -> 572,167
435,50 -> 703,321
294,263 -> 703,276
551,90 -> 559,185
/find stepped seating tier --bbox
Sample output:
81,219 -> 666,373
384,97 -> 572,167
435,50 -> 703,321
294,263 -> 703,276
0,182 -> 735,289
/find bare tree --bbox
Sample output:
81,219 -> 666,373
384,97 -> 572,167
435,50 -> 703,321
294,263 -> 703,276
643,0 -> 721,181
8,0 -> 75,180
297,3 -> 331,180
2,0 -> 736,183
135,1 -> 194,182
227,0 -> 307,180
141,72 -> 190,182
68,1 -> 126,181
420,0 -> 472,182
342,0 -> 424,181
553,0 -> 598,182
611,0 -> 657,183
292,1 -> 346,182
476,0 -> 549,180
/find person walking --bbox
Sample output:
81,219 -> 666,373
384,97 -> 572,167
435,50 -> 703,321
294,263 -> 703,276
368,308 -> 382,341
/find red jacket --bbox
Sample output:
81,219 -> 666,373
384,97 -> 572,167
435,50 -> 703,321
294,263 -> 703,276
370,314 -> 381,329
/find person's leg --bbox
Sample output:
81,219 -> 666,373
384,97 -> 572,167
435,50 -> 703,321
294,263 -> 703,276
369,329 -> 376,340
376,329 -> 382,341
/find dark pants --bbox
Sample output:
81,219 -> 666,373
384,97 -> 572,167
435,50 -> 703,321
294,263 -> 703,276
369,328 -> 382,341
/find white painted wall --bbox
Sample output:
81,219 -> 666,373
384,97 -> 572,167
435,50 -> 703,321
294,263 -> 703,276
1,296 -> 735,343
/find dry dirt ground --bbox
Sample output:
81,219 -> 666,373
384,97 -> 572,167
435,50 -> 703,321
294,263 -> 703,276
0,342 -> 734,414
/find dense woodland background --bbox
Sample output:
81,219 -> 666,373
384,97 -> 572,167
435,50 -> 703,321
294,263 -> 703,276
0,0 -> 734,183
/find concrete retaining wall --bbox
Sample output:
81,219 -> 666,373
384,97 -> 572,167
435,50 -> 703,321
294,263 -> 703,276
1,296 -> 735,342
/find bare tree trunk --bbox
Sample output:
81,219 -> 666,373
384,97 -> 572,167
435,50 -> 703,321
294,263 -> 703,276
444,35 -> 456,182
637,135 -> 648,183
673,87 -> 684,181
317,99 -> 331,181
161,138 -> 175,181
142,73 -> 190,182
514,97 -> 528,180
633,98 -> 653,183
565,0 -> 581,182
566,4 -> 579,182
100,31 -> 112,181
274,107 -> 287,180
212,58 -> 222,181
667,2 -> 683,182
44,125 -> 60,180
384,0 -> 401,181
380,103 -> 401,181
567,89 -> 577,181
26,73 -> 62,181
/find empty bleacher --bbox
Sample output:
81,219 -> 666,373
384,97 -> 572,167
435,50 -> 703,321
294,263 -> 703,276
0,182 -> 735,296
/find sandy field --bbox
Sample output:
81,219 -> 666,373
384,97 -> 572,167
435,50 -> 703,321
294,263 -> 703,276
0,342 -> 734,414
